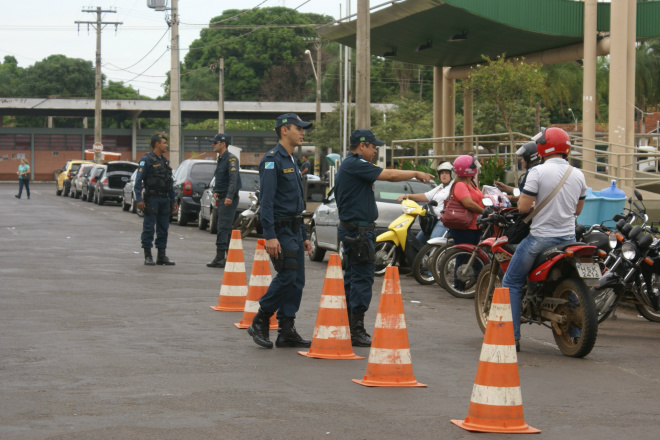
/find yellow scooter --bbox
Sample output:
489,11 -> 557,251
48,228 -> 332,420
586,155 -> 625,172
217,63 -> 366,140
374,199 -> 429,275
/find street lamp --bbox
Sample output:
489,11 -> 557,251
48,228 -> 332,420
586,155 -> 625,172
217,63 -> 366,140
568,108 -> 578,131
304,47 -> 322,176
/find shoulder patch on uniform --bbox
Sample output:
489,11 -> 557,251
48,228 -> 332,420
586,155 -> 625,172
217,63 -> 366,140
265,162 -> 274,169
282,168 -> 294,173
230,167 -> 237,171
139,161 -> 145,166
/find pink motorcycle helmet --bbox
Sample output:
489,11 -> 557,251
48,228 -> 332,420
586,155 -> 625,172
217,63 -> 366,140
453,155 -> 478,177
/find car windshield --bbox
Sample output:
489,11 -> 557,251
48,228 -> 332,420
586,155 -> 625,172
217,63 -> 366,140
375,180 -> 435,203
71,164 -> 82,172
81,166 -> 93,176
190,163 -> 216,181
241,172 -> 259,191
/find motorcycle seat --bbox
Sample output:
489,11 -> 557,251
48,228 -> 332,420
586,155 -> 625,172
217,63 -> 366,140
532,242 -> 585,268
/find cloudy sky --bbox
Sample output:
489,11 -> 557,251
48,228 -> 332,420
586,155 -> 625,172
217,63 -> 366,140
1,0 -> 356,98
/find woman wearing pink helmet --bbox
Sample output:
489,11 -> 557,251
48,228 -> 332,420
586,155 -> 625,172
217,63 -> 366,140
448,155 -> 485,245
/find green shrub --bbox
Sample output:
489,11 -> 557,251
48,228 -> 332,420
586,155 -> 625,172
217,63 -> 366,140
479,154 -> 510,187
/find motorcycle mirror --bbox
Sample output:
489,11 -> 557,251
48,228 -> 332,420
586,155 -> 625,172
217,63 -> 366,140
633,201 -> 644,213
513,188 -> 521,197
613,214 -> 624,222
482,197 -> 494,207
429,200 -> 438,207
634,189 -> 643,201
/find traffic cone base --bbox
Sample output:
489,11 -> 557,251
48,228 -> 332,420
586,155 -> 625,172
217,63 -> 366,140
234,239 -> 278,329
299,254 -> 363,360
352,266 -> 426,387
451,287 -> 540,433
210,230 -> 248,312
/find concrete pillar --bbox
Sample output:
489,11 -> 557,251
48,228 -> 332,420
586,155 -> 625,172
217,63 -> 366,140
433,66 -> 443,158
626,0 -> 637,185
582,0 -> 597,175
131,113 -> 138,162
608,0 -> 630,183
442,67 -> 455,154
463,87 -> 474,151
355,0 -> 370,129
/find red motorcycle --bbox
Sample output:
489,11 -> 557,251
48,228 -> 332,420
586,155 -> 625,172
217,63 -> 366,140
473,198 -> 600,358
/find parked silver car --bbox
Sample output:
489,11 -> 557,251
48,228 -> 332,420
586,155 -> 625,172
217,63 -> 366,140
121,169 -> 144,217
94,161 -> 139,205
198,169 -> 260,234
308,179 -> 436,262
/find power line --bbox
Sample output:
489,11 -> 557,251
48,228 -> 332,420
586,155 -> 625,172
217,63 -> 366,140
104,28 -> 169,71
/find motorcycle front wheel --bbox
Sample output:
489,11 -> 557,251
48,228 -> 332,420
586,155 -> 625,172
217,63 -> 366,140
474,264 -> 503,334
236,216 -> 255,238
591,287 -> 624,324
412,244 -> 441,285
552,279 -> 598,358
635,303 -> 660,322
436,247 -> 485,299
374,241 -> 397,276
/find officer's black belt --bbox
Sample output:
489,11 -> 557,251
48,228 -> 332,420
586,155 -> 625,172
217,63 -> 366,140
146,190 -> 169,198
274,215 -> 303,231
339,220 -> 376,231
216,192 -> 239,199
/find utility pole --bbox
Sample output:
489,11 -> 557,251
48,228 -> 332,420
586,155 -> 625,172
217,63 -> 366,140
218,58 -> 225,133
355,0 -> 370,129
169,0 -> 181,168
75,7 -> 122,159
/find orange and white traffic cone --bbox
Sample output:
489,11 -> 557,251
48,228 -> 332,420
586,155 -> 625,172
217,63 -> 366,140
353,266 -> 426,387
299,254 -> 363,360
210,230 -> 248,312
451,287 -> 540,434
235,239 -> 277,329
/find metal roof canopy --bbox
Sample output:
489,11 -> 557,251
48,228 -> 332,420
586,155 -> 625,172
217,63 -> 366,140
318,0 -> 660,68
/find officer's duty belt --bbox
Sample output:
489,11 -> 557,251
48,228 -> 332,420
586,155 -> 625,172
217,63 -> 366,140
216,192 -> 239,199
146,190 -> 169,198
274,215 -> 303,231
339,220 -> 376,231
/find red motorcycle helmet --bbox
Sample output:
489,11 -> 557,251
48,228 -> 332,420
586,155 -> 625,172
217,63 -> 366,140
534,127 -> 571,158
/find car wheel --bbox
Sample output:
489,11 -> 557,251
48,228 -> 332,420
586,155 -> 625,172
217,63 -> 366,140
308,227 -> 326,262
56,185 -> 62,196
81,189 -> 87,201
122,195 -> 130,211
87,190 -> 94,203
198,209 -> 209,230
177,205 -> 188,226
62,183 -> 70,197
130,196 -> 137,213
209,208 -> 218,234
97,190 -> 104,206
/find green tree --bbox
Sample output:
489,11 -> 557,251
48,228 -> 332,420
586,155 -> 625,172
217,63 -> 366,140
103,80 -> 141,99
18,54 -> 95,98
465,55 -> 546,150
0,55 -> 23,98
184,7 -> 332,101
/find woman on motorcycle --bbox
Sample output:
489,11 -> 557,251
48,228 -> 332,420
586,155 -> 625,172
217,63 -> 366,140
447,155 -> 485,247
396,161 -> 454,244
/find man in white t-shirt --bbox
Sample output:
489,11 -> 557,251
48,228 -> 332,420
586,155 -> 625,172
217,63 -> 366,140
502,127 -> 587,352
396,161 -> 453,244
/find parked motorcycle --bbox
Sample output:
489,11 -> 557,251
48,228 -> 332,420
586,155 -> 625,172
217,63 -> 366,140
234,190 -> 260,238
474,197 -> 600,358
411,234 -> 453,285
374,199 -> 428,276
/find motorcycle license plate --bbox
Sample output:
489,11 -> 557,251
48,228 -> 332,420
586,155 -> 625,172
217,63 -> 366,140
576,262 -> 601,279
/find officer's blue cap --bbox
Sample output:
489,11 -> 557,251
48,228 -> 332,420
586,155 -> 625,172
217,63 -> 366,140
350,129 -> 385,146
275,113 -> 312,129
208,133 -> 231,144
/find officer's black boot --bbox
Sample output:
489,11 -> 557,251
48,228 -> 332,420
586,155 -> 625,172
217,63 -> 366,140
156,248 -> 175,266
206,250 -> 226,268
349,313 -> 372,347
275,317 -> 311,348
247,308 -> 274,349
144,248 -> 156,266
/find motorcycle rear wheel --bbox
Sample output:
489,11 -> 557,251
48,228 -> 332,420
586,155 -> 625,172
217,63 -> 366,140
552,279 -> 598,358
635,303 -> 660,322
474,264 -> 503,334
412,244 -> 441,285
436,247 -> 485,299
374,241 -> 397,276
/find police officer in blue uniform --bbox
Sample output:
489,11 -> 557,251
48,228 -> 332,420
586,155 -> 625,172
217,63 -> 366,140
207,133 -> 242,268
134,134 -> 178,266
335,129 -> 433,346
247,113 -> 313,349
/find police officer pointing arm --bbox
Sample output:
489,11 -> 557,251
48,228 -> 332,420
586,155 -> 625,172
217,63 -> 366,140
335,129 -> 433,347
247,113 -> 313,350
134,134 -> 178,266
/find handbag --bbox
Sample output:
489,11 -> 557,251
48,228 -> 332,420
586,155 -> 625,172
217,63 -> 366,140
504,166 -> 574,244
440,183 -> 473,230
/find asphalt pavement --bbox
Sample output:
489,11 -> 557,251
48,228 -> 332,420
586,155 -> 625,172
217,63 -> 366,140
1,183 -> 658,440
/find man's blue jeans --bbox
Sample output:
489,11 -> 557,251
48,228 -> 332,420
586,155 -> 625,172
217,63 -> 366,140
416,221 -> 448,245
502,233 -> 575,340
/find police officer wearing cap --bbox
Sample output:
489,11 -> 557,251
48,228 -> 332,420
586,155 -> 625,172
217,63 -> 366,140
134,134 -> 178,266
335,129 -> 434,346
207,133 -> 242,268
247,113 -> 313,349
